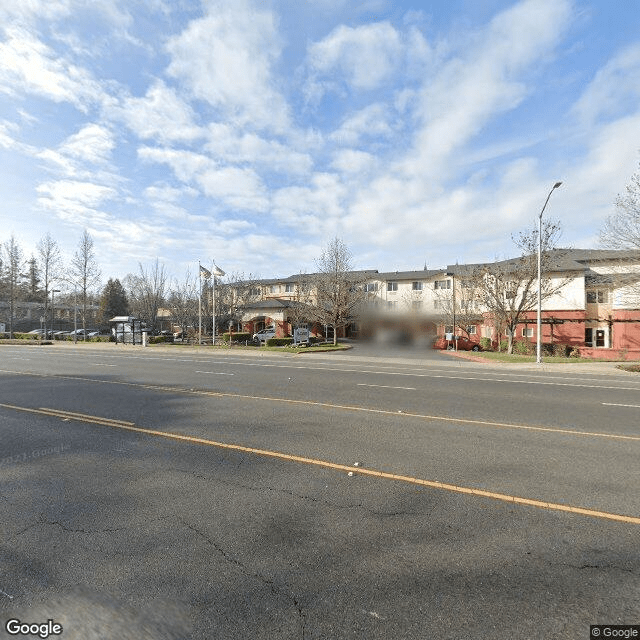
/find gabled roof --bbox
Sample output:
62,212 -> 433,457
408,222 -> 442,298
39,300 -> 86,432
376,269 -> 444,280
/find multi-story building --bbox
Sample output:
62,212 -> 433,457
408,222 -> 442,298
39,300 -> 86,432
235,249 -> 640,358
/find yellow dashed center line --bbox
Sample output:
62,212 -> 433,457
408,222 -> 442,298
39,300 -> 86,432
1,402 -> 639,526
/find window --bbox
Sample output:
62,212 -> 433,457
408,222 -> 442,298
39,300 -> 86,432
522,327 -> 534,338
412,301 -> 422,310
412,281 -> 423,291
364,283 -> 378,292
434,280 -> 451,290
504,328 -> 514,337
466,325 -> 477,335
269,285 -> 278,294
445,326 -> 454,334
586,290 -> 607,304
285,283 -> 294,293
387,281 -> 398,292
249,287 -> 261,296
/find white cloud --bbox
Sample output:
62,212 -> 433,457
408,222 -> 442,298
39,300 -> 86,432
37,179 -> 117,226
198,166 -> 268,212
381,0 -> 571,184
329,103 -> 396,146
0,25 -> 107,110
166,0 -> 290,133
138,147 -> 213,183
573,44 -> 640,125
330,149 -> 376,175
272,173 -> 347,231
205,123 -> 313,176
60,123 -> 114,164
307,22 -> 403,92
115,80 -> 204,143
144,184 -> 198,203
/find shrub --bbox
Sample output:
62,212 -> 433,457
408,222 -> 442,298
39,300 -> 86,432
266,337 -> 293,347
222,332 -> 252,343
148,335 -> 168,344
512,340 -> 534,355
552,344 -> 569,357
569,347 -> 581,358
499,339 -> 508,352
479,337 -> 492,351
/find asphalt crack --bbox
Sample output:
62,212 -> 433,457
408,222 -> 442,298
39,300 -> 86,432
177,516 -> 307,637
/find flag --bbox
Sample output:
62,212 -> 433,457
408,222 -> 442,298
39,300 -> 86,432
200,265 -> 211,279
212,265 -> 225,277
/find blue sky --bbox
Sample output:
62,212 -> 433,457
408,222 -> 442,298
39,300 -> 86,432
1,0 -> 639,285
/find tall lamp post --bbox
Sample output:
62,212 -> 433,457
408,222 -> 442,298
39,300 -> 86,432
536,182 -> 562,364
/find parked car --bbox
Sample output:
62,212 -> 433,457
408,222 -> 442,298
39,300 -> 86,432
252,327 -> 276,344
434,335 -> 482,351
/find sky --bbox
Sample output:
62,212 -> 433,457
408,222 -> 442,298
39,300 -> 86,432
1,0 -> 640,287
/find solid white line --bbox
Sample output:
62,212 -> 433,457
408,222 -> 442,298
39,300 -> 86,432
602,402 -> 640,409
357,383 -> 417,390
91,363 -> 116,367
195,371 -> 234,376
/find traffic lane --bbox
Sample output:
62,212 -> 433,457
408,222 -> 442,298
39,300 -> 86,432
4,350 -> 640,435
1,407 -> 638,640
2,373 -> 640,518
4,345 -> 640,394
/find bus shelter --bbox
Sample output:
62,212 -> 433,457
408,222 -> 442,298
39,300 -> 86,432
110,316 -> 144,344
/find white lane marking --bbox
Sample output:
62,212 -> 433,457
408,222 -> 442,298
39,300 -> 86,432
195,371 -> 234,376
357,383 -> 416,390
91,363 -> 116,367
602,402 -> 640,409
5,350 -> 640,391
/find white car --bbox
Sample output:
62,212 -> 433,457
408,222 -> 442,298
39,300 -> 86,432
252,328 -> 276,344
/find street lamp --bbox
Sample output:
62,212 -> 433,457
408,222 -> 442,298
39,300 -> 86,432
51,289 -> 61,335
536,182 -> 562,364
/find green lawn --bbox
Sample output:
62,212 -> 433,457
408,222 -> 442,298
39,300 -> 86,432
470,351 -> 629,364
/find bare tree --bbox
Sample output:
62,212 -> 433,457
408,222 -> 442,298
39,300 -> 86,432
167,270 -> 199,339
600,163 -> 640,250
469,221 -> 570,353
308,238 -> 369,345
433,271 -> 484,339
600,165 -> 640,305
2,235 -> 24,338
70,230 -> 101,339
125,259 -> 169,332
37,232 -> 63,337
209,272 -> 261,333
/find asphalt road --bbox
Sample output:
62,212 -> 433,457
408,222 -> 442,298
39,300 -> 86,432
1,342 -> 639,639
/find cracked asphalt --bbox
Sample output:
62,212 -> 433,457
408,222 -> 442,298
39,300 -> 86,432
1,342 -> 639,639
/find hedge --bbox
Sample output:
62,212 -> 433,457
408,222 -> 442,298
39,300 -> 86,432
222,332 -> 252,343
266,337 -> 294,346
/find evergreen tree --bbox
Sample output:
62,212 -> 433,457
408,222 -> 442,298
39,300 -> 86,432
99,278 -> 129,324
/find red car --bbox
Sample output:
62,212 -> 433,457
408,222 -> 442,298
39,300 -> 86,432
434,335 -> 482,351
